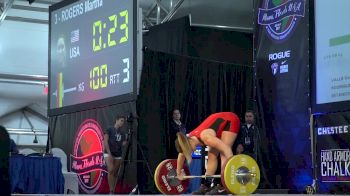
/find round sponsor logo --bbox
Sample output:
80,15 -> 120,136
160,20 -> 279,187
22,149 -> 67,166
258,0 -> 305,42
71,119 -> 107,193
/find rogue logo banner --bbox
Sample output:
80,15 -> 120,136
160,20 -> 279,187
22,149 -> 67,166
258,0 -> 305,42
71,119 -> 107,193
254,0 -> 310,192
268,50 -> 291,76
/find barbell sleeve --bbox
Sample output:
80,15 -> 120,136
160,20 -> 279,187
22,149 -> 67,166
235,172 -> 257,177
168,174 -> 221,179
168,172 -> 256,179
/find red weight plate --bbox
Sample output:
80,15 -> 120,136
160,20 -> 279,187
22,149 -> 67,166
154,159 -> 190,194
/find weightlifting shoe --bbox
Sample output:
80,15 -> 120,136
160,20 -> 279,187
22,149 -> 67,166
205,184 -> 227,195
192,184 -> 211,195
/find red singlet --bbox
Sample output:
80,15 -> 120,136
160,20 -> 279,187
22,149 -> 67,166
188,112 -> 240,138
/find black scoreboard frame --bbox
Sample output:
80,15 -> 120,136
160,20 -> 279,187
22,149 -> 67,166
48,0 -> 137,116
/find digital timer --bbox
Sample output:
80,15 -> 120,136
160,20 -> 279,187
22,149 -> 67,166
92,10 -> 128,52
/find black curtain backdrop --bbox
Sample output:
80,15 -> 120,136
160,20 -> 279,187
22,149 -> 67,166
254,0 -> 311,192
49,102 -> 137,194
143,16 -> 253,66
143,17 -> 190,56
137,50 -> 254,193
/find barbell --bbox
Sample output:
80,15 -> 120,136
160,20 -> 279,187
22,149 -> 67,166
154,154 -> 260,195
167,174 -> 221,179
167,172 -> 256,179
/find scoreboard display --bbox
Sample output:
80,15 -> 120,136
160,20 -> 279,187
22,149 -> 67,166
48,0 -> 136,116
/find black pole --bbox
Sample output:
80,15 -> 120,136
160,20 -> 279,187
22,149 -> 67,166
116,113 -> 153,194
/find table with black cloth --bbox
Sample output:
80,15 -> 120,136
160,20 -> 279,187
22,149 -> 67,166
10,154 -> 64,194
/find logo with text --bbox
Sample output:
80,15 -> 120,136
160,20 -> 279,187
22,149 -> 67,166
320,149 -> 350,182
258,0 -> 305,42
268,50 -> 290,76
71,119 -> 107,193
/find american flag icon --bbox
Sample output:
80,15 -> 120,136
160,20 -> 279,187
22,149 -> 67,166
71,29 -> 79,43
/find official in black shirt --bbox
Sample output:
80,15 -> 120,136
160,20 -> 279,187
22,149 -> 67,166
168,109 -> 187,159
236,110 -> 259,160
104,115 -> 127,194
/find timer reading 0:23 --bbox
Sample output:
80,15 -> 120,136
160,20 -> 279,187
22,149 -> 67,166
92,10 -> 128,52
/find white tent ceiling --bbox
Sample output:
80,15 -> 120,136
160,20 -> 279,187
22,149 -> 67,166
0,0 -> 253,120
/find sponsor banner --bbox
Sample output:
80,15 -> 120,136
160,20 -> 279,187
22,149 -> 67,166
71,119 -> 106,193
255,0 -> 311,191
49,103 -> 137,194
319,149 -> 350,182
315,112 -> 350,192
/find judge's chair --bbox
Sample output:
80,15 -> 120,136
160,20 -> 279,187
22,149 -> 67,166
51,148 -> 79,194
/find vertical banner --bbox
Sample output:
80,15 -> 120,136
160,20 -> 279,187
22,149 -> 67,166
315,112 -> 350,193
255,0 -> 311,191
49,102 -> 137,194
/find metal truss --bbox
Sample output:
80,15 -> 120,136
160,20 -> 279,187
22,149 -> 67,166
142,0 -> 184,29
0,0 -> 14,25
